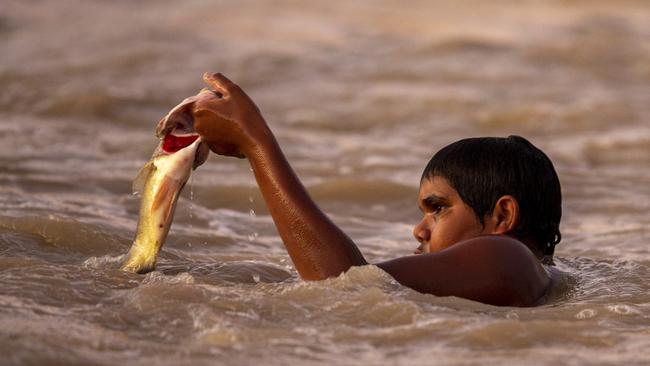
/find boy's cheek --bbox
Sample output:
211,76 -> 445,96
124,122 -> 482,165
429,233 -> 461,253
428,242 -> 447,253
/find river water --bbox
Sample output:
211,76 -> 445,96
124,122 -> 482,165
1,1 -> 649,365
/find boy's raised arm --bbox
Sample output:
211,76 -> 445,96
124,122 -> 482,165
193,73 -> 367,280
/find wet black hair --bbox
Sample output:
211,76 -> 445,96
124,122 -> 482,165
421,135 -> 562,258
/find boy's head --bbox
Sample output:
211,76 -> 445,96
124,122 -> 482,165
415,135 -> 561,260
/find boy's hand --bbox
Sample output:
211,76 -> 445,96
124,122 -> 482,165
193,72 -> 269,158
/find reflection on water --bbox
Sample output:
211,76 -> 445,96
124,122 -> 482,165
1,0 -> 650,365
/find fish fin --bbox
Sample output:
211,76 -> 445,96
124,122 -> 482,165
154,178 -> 181,228
151,176 -> 177,212
132,162 -> 155,195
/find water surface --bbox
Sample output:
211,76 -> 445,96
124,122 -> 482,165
1,1 -> 650,365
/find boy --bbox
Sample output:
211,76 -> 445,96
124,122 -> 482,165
191,73 -> 561,307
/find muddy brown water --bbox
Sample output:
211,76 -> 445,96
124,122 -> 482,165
1,1 -> 650,365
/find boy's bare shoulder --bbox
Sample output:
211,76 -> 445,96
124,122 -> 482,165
377,235 -> 550,307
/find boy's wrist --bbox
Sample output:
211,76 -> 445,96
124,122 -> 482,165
242,118 -> 277,159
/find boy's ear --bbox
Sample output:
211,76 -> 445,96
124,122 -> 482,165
487,195 -> 520,234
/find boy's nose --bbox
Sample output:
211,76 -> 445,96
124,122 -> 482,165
413,220 -> 431,244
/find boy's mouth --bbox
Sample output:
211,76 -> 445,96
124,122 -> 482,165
414,243 -> 429,255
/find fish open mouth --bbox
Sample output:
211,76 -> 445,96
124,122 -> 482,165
161,133 -> 200,153
161,133 -> 210,169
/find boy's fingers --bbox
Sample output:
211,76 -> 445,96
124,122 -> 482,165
198,87 -> 224,100
202,72 -> 240,98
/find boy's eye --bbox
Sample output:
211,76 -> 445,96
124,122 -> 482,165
421,195 -> 447,215
430,204 -> 443,214
422,203 -> 444,215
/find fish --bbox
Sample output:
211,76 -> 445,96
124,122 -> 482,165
121,95 -> 211,273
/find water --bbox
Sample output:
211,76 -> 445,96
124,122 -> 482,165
1,0 -> 650,365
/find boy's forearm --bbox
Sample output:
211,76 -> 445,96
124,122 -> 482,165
244,128 -> 368,280
192,73 -> 365,278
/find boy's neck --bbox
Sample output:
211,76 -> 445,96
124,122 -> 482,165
517,235 -> 547,262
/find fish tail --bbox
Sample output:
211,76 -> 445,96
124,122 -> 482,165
121,241 -> 158,274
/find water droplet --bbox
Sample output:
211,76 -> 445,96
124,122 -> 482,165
188,173 -> 194,247
189,172 -> 195,216
249,209 -> 256,217
253,274 -> 260,283
190,181 -> 194,202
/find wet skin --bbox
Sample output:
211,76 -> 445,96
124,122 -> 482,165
192,72 -> 551,307
412,176 -> 489,255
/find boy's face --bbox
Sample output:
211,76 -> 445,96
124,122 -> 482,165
413,176 -> 491,254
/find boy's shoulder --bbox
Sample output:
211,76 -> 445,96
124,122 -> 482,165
377,235 -> 550,307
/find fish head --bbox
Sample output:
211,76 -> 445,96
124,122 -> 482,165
154,94 -> 211,169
